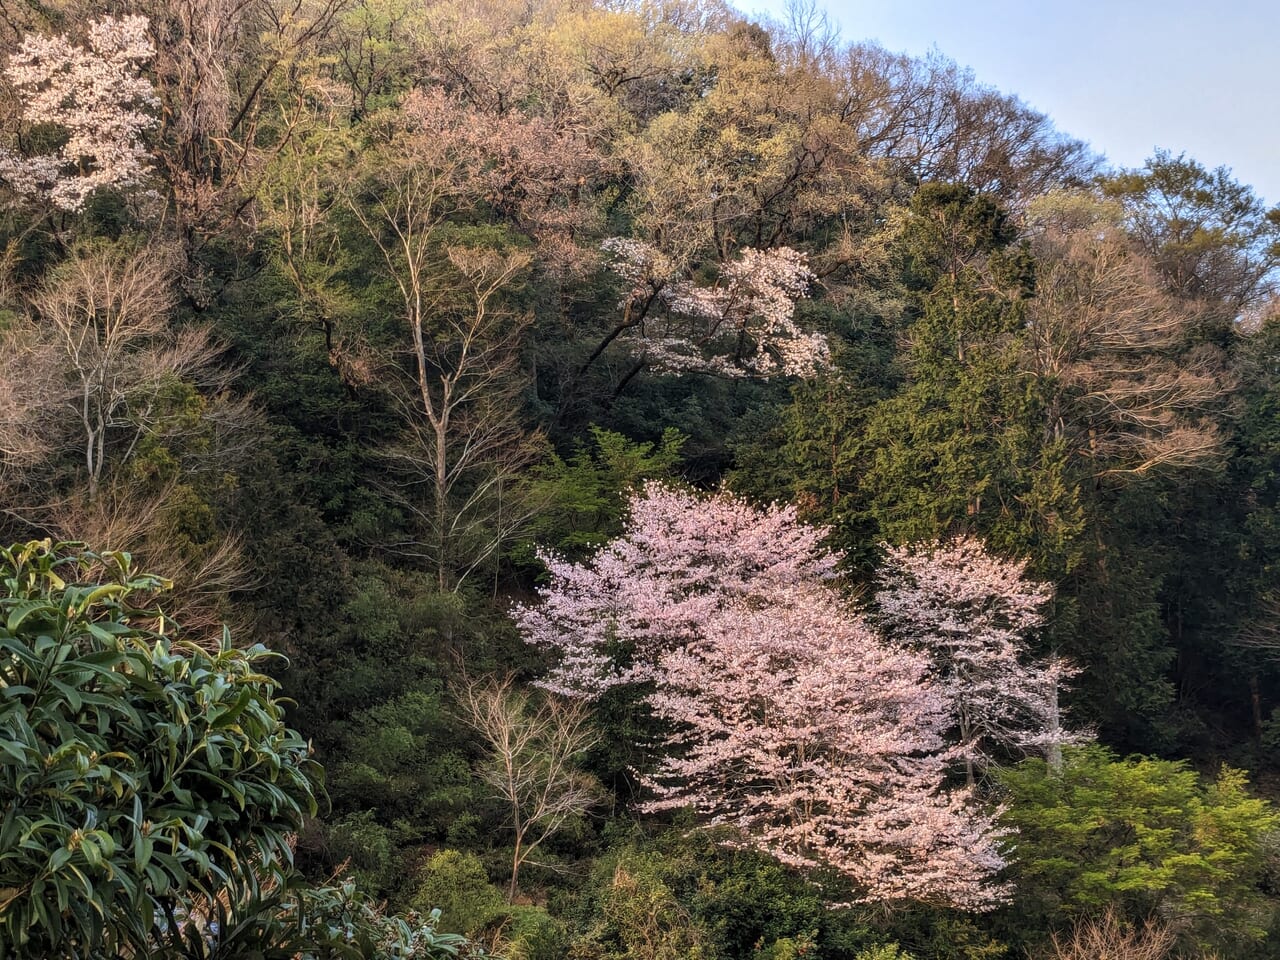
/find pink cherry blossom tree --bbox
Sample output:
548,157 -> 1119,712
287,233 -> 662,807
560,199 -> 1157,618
516,484 -> 1009,909
0,16 -> 159,212
599,239 -> 830,379
645,583 -> 1008,909
875,536 -> 1087,781
515,482 -> 840,697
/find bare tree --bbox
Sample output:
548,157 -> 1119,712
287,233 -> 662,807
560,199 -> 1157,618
28,242 -> 232,498
345,89 -> 470,335
1047,909 -> 1176,960
387,247 -> 541,591
459,674 -> 600,901
0,240 -> 255,642
834,44 -> 1098,207
1026,201 -> 1233,478
350,92 -> 542,590
772,0 -> 841,72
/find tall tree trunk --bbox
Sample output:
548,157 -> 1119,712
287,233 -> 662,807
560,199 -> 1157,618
509,831 -> 522,902
435,416 -> 448,591
1046,674 -> 1064,776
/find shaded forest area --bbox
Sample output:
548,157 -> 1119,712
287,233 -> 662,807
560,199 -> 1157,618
3,0 -> 1280,956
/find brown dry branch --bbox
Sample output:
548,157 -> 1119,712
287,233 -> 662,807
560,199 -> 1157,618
1027,215 -> 1233,478
47,481 -> 251,645
458,673 -> 600,902
1046,908 -> 1176,960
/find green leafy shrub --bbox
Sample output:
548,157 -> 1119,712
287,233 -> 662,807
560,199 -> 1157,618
411,849 -> 507,936
169,876 -> 484,958
571,855 -> 709,960
328,811 -> 400,899
0,540 -> 485,959
853,947 -> 916,960
0,540 -> 319,956
502,905 -> 569,960
328,689 -> 476,836
567,832 -> 886,960
998,745 -> 1280,948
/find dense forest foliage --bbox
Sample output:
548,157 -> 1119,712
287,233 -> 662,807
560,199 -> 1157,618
2,0 -> 1280,956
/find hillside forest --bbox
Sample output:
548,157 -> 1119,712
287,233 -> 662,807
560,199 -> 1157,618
2,0 -> 1280,957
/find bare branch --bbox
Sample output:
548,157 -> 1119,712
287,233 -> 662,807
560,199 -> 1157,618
457,673 -> 600,901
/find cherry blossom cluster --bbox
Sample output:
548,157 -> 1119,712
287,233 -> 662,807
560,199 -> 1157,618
875,537 -> 1088,770
516,482 -> 841,697
0,16 -> 158,211
645,583 -> 1008,909
601,240 -> 831,377
600,236 -> 676,294
516,484 -> 1009,909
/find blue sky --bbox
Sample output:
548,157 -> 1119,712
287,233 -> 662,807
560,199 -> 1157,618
737,0 -> 1280,205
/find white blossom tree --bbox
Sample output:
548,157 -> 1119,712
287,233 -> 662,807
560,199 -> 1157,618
0,16 -> 159,212
516,482 -> 840,697
875,536 -> 1088,781
596,239 -> 830,381
516,485 -> 1009,909
645,582 -> 1008,909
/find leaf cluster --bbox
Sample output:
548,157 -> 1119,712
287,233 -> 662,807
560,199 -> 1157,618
0,540 -> 318,956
